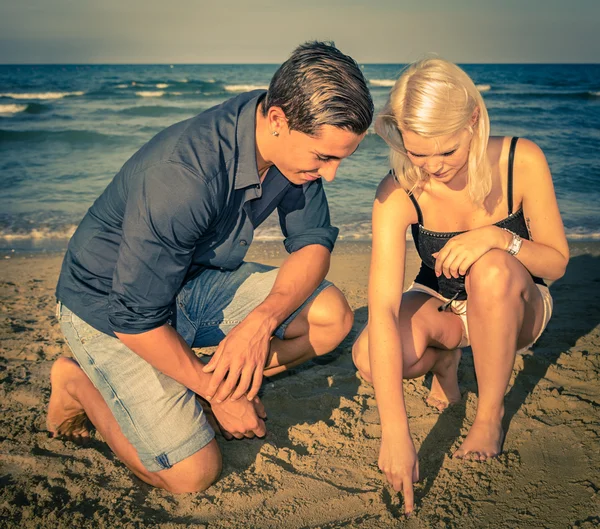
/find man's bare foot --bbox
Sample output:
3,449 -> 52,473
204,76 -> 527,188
47,357 -> 90,443
453,418 -> 505,461
425,349 -> 462,411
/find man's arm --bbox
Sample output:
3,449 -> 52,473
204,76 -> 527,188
203,177 -> 338,402
115,324 -> 267,439
202,244 -> 331,402
108,162 -> 265,438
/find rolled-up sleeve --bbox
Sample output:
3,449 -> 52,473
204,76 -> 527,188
108,162 -> 215,334
277,179 -> 339,254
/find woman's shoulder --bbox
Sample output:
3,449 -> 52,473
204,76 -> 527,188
488,136 -> 547,164
375,171 -> 411,204
374,172 -> 419,225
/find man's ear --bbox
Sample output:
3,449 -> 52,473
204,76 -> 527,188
267,106 -> 289,136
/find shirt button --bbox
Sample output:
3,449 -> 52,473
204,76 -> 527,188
240,240 -> 248,246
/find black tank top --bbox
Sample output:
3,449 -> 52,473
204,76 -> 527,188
407,137 -> 545,300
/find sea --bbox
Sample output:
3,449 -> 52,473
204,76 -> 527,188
1,63 -> 599,254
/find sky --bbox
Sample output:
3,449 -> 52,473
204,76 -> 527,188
1,0 -> 599,64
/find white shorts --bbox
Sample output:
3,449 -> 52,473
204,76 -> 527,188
406,282 -> 553,354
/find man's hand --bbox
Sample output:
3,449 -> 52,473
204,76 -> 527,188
210,395 -> 267,440
202,312 -> 274,403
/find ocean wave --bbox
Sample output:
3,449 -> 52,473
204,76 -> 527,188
0,225 -> 77,240
0,91 -> 84,100
118,105 -> 197,117
476,84 -> 492,92
565,229 -> 600,240
156,83 -> 169,89
0,104 -> 27,115
489,90 -> 600,100
0,128 -> 123,145
369,79 -> 396,87
0,102 -> 50,116
135,91 -> 165,98
224,84 -> 269,92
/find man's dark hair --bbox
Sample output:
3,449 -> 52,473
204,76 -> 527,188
263,41 -> 374,136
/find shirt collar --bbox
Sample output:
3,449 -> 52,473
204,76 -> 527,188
234,90 -> 267,190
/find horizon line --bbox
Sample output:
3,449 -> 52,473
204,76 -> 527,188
1,61 -> 599,66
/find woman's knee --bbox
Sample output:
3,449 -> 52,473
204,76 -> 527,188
157,439 -> 222,494
467,249 -> 527,301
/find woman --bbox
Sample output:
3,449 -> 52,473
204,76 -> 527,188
352,58 -> 569,515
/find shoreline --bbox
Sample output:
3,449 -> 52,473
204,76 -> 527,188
1,241 -> 599,528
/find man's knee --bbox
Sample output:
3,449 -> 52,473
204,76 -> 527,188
308,286 -> 354,349
157,439 -> 222,494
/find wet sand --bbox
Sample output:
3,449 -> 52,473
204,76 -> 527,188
1,241 -> 599,528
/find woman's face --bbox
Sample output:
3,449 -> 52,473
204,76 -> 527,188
401,128 -> 472,184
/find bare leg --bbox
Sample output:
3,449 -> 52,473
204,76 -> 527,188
426,348 -> 463,411
352,292 -> 465,410
454,250 -> 545,461
263,285 -> 354,376
48,285 -> 350,491
47,357 -> 221,493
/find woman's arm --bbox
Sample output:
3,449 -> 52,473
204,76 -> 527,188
433,139 -> 569,281
369,176 -> 413,439
508,138 -> 569,280
368,175 -> 419,512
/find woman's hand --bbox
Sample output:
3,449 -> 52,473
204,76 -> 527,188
433,226 -> 508,279
379,433 -> 420,516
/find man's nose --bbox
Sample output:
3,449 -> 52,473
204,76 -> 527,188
320,160 -> 341,182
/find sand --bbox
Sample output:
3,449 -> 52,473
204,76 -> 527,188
1,241 -> 599,529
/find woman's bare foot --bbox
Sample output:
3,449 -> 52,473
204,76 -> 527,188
453,417 -> 505,461
425,348 -> 462,411
47,357 -> 91,443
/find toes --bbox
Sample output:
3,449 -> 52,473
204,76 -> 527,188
425,396 -> 449,412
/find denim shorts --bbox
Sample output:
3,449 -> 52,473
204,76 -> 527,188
58,262 -> 333,472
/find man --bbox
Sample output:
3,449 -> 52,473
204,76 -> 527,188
47,41 -> 374,493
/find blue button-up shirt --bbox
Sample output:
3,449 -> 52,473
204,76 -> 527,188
56,90 -> 339,337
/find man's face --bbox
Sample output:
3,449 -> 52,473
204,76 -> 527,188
274,125 -> 365,186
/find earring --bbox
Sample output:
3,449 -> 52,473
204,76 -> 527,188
272,130 -> 279,137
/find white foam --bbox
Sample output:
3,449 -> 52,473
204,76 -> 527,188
476,84 -> 492,92
0,225 -> 77,240
566,231 -> 600,240
116,84 -> 128,88
369,79 -> 396,87
156,83 -> 169,89
590,91 -> 600,97
0,104 -> 27,114
136,91 -> 165,97
0,91 -> 84,100
224,84 -> 269,92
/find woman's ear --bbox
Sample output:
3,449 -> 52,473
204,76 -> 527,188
470,107 -> 480,126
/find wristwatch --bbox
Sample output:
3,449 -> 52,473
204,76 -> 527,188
502,228 -> 522,256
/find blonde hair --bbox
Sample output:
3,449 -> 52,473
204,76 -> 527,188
374,58 -> 492,206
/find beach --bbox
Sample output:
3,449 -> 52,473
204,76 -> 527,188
1,240 -> 599,529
